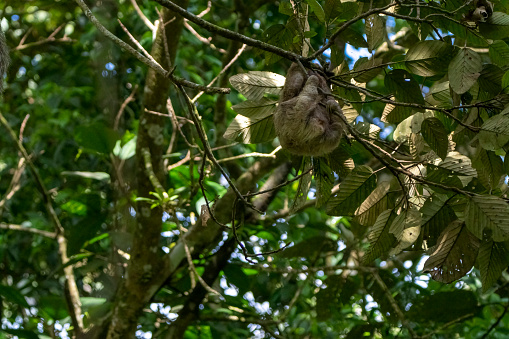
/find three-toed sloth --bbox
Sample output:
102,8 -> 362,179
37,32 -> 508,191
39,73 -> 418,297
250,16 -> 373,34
274,63 -> 344,157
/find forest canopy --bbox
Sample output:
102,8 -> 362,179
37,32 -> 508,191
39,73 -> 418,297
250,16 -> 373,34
1,0 -> 509,338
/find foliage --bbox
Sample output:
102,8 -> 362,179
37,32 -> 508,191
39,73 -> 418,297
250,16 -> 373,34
1,0 -> 509,338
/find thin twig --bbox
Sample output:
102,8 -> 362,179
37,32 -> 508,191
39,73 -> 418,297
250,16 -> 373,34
130,0 -> 155,31
0,223 -> 57,238
216,147 -> 280,164
114,84 -> 138,130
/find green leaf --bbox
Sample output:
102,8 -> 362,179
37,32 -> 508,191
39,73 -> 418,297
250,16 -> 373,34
423,220 -> 480,283
472,149 -> 504,189
326,146 -> 355,178
231,98 -> 278,117
326,165 -> 377,216
489,40 -> 509,67
324,0 -> 342,23
75,123 -> 119,154
224,99 -> 278,144
113,136 -> 137,160
353,57 -> 383,83
342,27 -> 368,49
385,69 -> 425,106
365,14 -> 384,52
478,64 -> 504,94
279,1 -> 294,15
405,41 -> 456,77
420,194 -> 457,248
479,110 -> 509,150
389,207 -> 421,255
0,284 -> 29,307
465,195 -> 509,241
480,12 -> 509,39
355,181 -> 390,219
448,48 -> 482,94
363,209 -> 397,263
262,23 -> 303,64
229,72 -> 285,100
478,238 -> 509,292
314,158 -> 334,208
421,117 -> 449,160
292,158 -> 313,212
436,152 -> 477,177
306,0 -> 325,22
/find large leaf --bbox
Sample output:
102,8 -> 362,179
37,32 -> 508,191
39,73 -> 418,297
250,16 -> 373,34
465,195 -> 509,241
421,117 -> 448,160
480,12 -> 509,39
489,40 -> 509,67
75,123 -> 119,154
477,239 -> 509,292
479,110 -> 509,150
420,194 -> 457,248
423,220 -> 480,283
306,0 -> 325,22
314,158 -> 334,208
0,284 -> 29,307
435,152 -> 477,177
223,101 -> 276,144
385,69 -> 425,106
292,158 -> 313,212
365,14 -> 384,52
229,72 -> 285,100
405,41 -> 456,77
262,23 -> 302,64
353,57 -> 383,83
326,165 -> 377,216
355,181 -> 390,217
363,209 -> 397,263
472,149 -> 504,189
389,207 -> 421,255
448,48 -> 482,94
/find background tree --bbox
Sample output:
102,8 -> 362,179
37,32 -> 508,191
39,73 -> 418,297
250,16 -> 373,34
1,0 -> 509,338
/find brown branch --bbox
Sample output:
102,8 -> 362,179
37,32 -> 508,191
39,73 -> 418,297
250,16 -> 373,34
184,21 -> 227,53
0,223 -> 57,238
114,84 -> 138,130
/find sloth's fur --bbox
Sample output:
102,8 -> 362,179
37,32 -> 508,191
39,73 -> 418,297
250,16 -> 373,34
0,31 -> 9,93
274,63 -> 343,156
